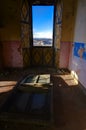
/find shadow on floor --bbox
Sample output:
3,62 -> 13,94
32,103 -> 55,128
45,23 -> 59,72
0,68 -> 86,130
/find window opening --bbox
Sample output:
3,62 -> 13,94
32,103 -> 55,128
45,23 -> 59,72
32,5 -> 54,47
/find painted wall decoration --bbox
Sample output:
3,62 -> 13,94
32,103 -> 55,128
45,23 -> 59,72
21,0 -> 30,48
21,0 -> 31,67
54,0 -> 63,49
74,42 -> 86,60
54,0 -> 63,68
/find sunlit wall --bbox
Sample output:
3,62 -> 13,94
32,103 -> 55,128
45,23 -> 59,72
69,0 -> 86,89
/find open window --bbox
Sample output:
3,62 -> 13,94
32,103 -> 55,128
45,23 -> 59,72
32,5 -> 54,47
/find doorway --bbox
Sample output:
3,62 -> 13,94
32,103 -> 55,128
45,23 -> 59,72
21,0 -> 62,68
31,5 -> 55,67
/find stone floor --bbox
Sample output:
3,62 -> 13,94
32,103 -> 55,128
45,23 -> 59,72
0,68 -> 86,130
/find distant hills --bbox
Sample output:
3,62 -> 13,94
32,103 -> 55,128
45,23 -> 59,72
34,38 -> 52,41
33,38 -> 52,46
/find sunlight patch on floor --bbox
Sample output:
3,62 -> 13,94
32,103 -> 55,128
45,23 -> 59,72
0,81 -> 17,93
60,74 -> 78,86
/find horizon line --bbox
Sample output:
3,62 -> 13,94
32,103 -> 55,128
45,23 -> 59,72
33,37 -> 53,39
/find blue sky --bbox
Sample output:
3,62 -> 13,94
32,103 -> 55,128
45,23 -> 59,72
32,6 -> 54,39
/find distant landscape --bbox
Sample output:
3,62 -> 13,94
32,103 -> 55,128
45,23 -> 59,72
33,38 -> 52,46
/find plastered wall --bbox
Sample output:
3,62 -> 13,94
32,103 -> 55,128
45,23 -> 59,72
0,0 -> 78,69
61,0 -> 77,42
0,0 -> 21,41
2,41 -> 23,68
69,0 -> 86,88
59,0 -> 77,68
59,42 -> 71,68
0,0 -> 23,68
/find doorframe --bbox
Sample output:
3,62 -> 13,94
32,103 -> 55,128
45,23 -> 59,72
20,0 -> 63,68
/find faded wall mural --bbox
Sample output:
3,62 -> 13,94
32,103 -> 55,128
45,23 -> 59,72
54,0 -> 63,68
74,42 -> 86,60
54,0 -> 63,49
